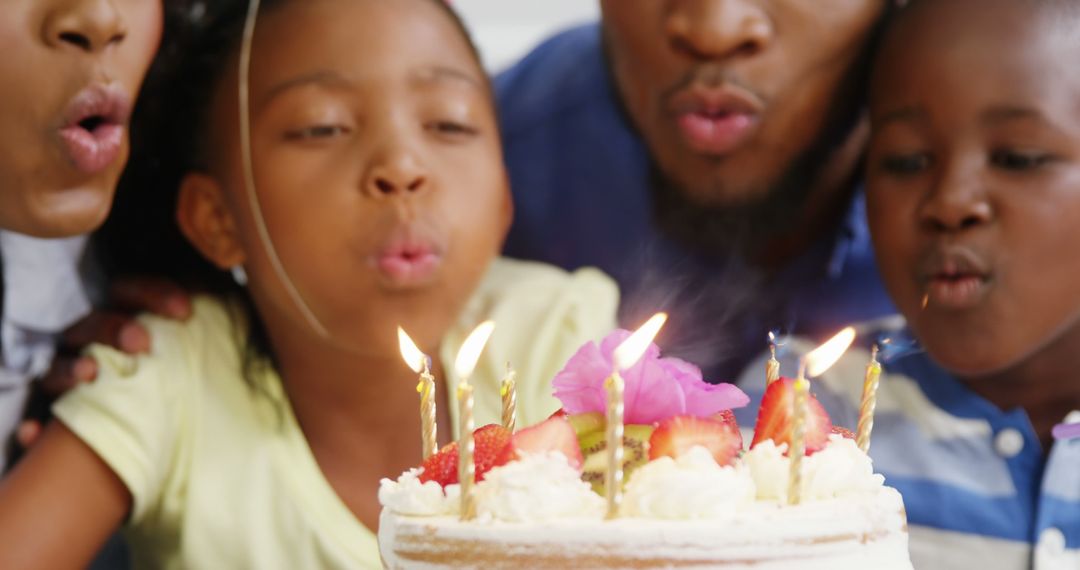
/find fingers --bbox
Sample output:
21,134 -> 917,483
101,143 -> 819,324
38,355 -> 98,397
15,420 -> 42,450
61,312 -> 150,354
108,276 -> 192,320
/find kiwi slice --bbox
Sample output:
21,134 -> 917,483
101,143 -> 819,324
567,412 -> 605,438
580,424 -> 654,494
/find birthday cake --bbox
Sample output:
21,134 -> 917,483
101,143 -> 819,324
378,330 -> 912,569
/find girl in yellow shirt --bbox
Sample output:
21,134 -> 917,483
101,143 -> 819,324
0,1 -> 617,568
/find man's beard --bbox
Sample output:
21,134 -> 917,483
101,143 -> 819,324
650,94 -> 864,263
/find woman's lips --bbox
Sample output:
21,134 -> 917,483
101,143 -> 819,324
58,84 -> 132,174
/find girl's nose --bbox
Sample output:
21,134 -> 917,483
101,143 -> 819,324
363,148 -> 428,198
42,0 -> 127,54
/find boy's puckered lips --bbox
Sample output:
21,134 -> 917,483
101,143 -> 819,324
58,83 -> 132,175
918,246 -> 992,310
667,82 -> 763,156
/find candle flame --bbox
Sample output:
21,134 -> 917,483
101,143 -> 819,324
397,327 -> 425,373
454,321 -> 496,379
613,312 -> 668,371
805,327 -> 856,378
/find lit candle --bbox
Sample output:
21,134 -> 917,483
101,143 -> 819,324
788,327 -> 856,506
856,345 -> 882,453
398,327 -> 437,460
604,373 -> 625,520
606,312 -> 668,519
766,334 -> 781,385
788,376 -> 809,506
453,321 -> 495,521
456,382 -> 476,520
500,362 -> 517,432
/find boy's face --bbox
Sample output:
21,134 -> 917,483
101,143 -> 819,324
0,0 -> 162,238
867,0 -> 1080,376
599,0 -> 885,207
203,0 -> 510,353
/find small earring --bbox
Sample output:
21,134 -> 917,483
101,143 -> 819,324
230,265 -> 248,286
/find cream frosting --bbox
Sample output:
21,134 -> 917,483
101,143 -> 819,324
746,434 -> 885,503
622,446 -> 755,519
378,468 -> 460,516
474,452 -> 604,522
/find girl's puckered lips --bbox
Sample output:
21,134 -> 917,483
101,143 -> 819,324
372,228 -> 446,289
58,84 -> 132,174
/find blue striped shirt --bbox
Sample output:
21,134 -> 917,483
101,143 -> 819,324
734,334 -> 1080,570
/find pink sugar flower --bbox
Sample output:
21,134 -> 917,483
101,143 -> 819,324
552,330 -> 749,424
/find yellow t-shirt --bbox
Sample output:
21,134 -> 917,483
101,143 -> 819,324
53,258 -> 618,569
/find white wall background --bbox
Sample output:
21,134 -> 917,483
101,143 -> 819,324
453,0 -> 600,72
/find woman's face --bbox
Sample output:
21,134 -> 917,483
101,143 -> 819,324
0,0 -> 162,237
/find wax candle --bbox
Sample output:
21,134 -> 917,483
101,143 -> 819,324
856,345 -> 882,453
398,327 -> 437,459
500,363 -> 517,432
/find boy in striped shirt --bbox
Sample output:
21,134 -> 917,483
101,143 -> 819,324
738,1 -> 1080,568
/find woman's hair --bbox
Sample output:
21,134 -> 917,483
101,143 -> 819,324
97,0 -> 486,383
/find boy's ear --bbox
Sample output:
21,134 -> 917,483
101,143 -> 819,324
176,173 -> 246,270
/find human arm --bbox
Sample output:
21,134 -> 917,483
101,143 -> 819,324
0,421 -> 130,569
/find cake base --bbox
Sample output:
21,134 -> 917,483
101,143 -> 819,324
379,488 -> 912,569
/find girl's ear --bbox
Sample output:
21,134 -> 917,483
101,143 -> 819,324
176,173 -> 246,270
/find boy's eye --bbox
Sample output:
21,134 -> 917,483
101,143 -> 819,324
879,153 -> 931,176
284,124 -> 351,141
990,149 -> 1051,171
427,120 -> 478,137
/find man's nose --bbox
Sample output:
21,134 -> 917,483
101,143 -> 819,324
665,0 -> 773,61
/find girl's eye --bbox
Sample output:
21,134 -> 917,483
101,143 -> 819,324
990,149 -> 1051,171
427,120 -> 478,137
285,124 -> 351,141
879,153 -> 931,176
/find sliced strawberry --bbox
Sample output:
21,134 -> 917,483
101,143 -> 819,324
751,377 -> 833,455
495,414 -> 584,471
648,415 -> 742,467
419,441 -> 458,486
711,409 -> 739,430
831,426 -> 855,440
548,408 -> 567,418
474,424 -> 513,481
418,424 -> 512,486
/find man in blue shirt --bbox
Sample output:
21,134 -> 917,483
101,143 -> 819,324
496,2 -> 897,379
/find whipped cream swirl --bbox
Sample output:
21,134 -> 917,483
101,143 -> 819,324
378,468 -> 460,516
746,435 -> 885,503
475,452 -> 605,522
622,446 -> 756,519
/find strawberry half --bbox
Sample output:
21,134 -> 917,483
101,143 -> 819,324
418,424 -> 512,486
495,414 -> 584,471
648,415 -> 742,467
751,377 -> 833,455
831,426 -> 855,440
711,409 -> 739,430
